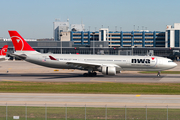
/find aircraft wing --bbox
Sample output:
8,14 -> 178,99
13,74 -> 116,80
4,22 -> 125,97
66,61 -> 120,70
49,55 -> 120,69
66,61 -> 101,68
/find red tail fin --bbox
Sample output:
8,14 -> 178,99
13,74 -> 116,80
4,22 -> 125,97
8,31 -> 35,51
0,45 -> 8,56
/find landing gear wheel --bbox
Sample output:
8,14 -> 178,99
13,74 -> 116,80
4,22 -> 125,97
83,73 -> 88,77
83,72 -> 97,77
157,71 -> 161,77
90,72 -> 97,77
88,72 -> 97,77
92,72 -> 97,76
157,74 -> 160,77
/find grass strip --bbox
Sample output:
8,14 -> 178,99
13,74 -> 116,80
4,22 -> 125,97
139,71 -> 180,74
0,106 -> 180,120
0,82 -> 180,94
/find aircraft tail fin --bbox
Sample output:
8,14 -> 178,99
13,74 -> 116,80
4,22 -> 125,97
0,45 -> 8,56
8,31 -> 36,52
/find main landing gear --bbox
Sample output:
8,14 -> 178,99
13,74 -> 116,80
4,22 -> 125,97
83,72 -> 97,77
157,71 -> 161,77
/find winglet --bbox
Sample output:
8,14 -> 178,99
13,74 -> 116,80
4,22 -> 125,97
8,31 -> 35,51
0,45 -> 8,56
49,55 -> 57,60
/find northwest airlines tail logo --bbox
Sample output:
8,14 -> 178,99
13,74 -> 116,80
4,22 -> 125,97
10,36 -> 24,51
16,39 -> 20,43
1,48 -> 7,55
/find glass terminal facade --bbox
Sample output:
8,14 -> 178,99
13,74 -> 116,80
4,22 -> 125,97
71,31 -> 165,48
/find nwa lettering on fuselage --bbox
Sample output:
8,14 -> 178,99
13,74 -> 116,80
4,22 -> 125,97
131,59 -> 150,64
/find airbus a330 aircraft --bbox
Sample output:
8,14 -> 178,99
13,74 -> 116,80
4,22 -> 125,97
8,31 -> 177,77
0,45 -> 9,61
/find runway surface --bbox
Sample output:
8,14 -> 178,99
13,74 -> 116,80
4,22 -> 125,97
0,61 -> 180,83
0,93 -> 180,108
0,72 -> 180,83
0,61 -> 180,108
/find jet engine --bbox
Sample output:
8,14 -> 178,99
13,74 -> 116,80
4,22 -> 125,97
101,66 -> 116,75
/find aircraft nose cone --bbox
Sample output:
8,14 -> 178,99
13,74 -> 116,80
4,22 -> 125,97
170,62 -> 177,69
166,61 -> 177,70
173,62 -> 177,67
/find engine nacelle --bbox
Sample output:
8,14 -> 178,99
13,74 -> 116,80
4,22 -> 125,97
101,66 -> 116,75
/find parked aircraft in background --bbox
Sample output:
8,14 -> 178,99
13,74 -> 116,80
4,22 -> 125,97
8,31 -> 177,76
0,45 -> 9,61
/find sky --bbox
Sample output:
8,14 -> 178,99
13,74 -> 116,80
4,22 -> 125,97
0,0 -> 180,39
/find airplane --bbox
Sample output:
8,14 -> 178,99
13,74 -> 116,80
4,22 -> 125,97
0,45 -> 9,61
8,31 -> 177,77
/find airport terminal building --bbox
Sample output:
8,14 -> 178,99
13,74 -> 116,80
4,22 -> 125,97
1,21 -> 180,60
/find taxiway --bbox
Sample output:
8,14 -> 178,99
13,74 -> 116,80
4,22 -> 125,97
0,93 -> 180,108
0,61 -> 180,83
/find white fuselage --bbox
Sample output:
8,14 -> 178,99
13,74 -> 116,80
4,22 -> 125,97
22,53 -> 177,72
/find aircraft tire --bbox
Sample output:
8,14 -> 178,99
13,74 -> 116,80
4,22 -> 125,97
90,72 -> 97,77
157,74 -> 160,77
93,72 -> 97,76
157,71 -> 161,77
83,73 -> 88,77
83,72 -> 97,77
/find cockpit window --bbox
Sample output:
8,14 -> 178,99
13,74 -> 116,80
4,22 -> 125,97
168,60 -> 173,62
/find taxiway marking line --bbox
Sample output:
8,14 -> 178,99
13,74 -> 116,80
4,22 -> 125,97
1,79 -> 22,82
90,80 -> 115,83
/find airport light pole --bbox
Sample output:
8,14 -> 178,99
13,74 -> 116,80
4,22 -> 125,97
142,26 -> 144,31
131,34 -> 134,55
92,32 -> 95,54
60,33 -> 62,54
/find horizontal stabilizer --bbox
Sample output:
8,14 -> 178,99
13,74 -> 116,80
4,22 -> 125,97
7,52 -> 27,60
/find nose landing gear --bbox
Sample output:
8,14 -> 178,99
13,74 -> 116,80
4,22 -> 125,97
157,71 -> 161,77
